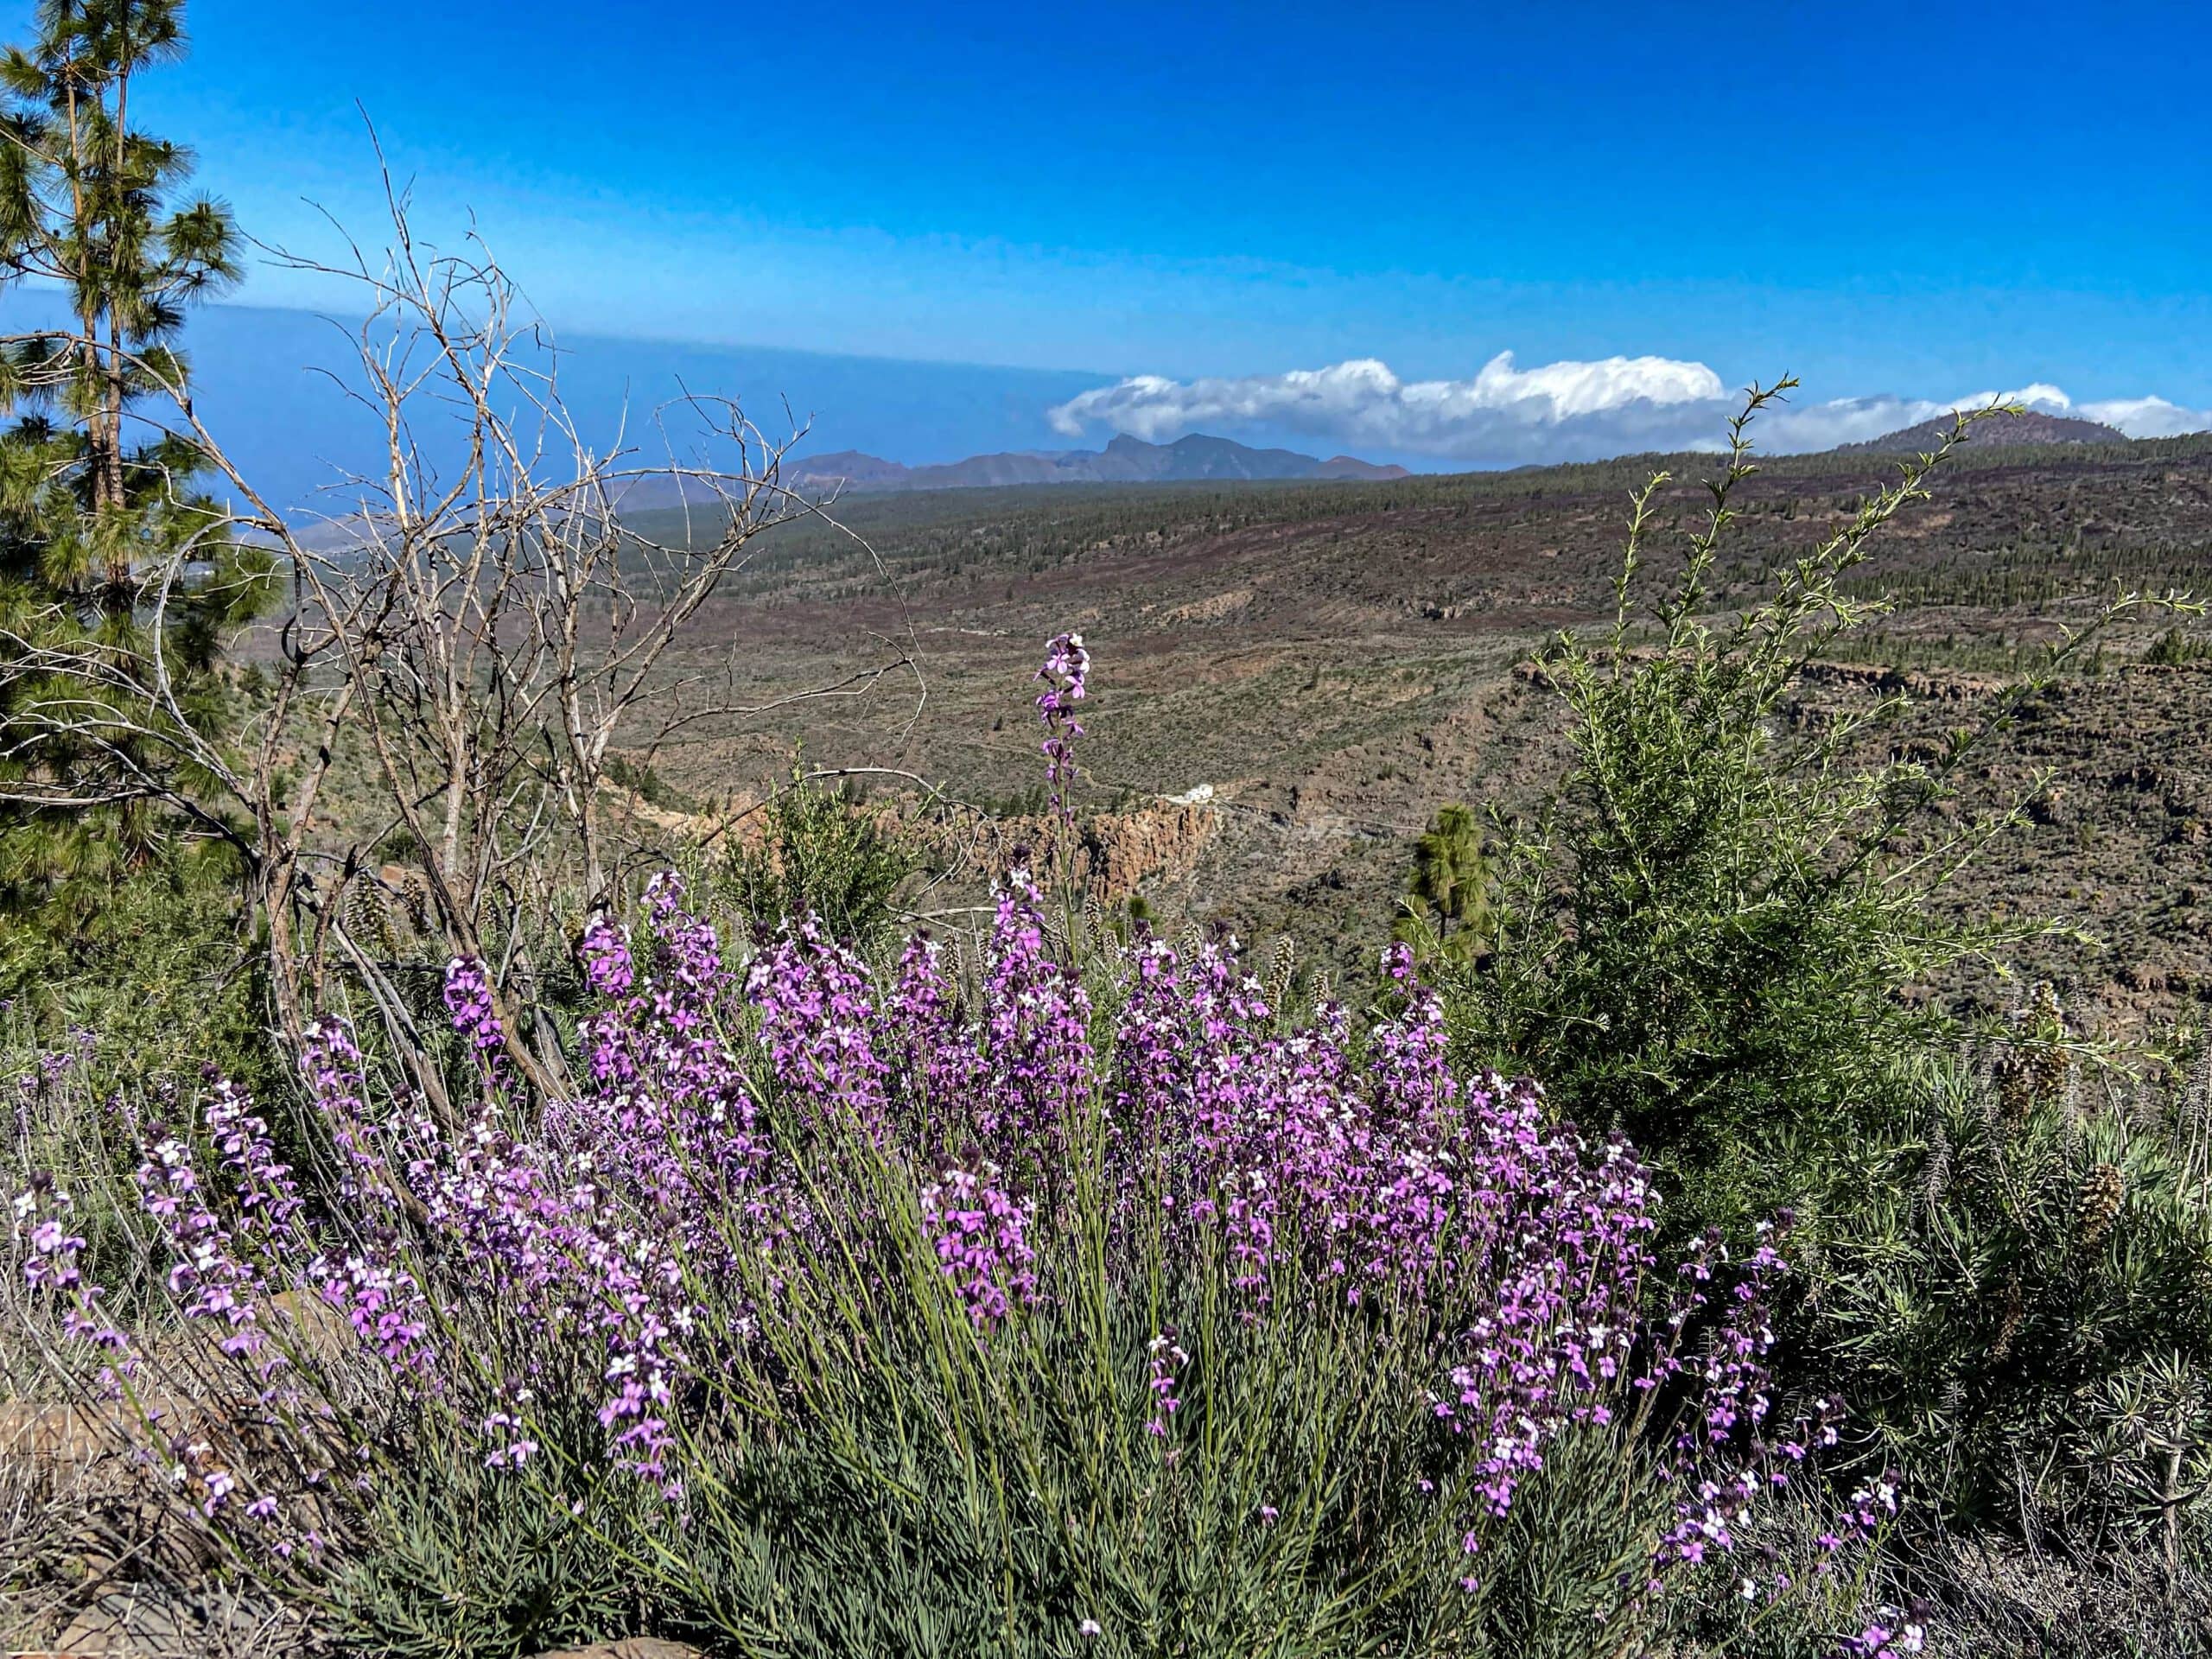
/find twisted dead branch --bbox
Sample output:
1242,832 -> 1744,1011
0,146 -> 923,1108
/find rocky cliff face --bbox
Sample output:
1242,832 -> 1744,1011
591,779 -> 1221,912
942,801 -> 1220,901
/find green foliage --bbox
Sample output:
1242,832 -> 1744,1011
315,1132 -> 1834,1659
1107,891 -> 1156,944
0,841 -> 271,1090
325,1428 -> 649,1659
1440,385 -> 2188,1234
1818,1013 -> 2212,1560
716,764 -> 918,946
606,751 -> 689,812
0,0 -> 273,919
0,868 -> 277,1319
1423,387 -> 2212,1618
1393,802 -> 1491,967
2145,625 -> 2212,666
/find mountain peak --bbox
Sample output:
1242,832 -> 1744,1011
787,432 -> 1408,493
1837,409 -> 2131,454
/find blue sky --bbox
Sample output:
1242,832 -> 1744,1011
6,0 -> 2211,472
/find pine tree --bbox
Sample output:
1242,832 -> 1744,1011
1394,802 -> 1491,965
0,0 -> 269,919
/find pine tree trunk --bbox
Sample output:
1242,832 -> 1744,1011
99,351 -> 127,507
98,327 -> 130,598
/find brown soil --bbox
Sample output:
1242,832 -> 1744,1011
607,441 -> 2212,1020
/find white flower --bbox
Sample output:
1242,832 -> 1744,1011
1078,1618 -> 1103,1638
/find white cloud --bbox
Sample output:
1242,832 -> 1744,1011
2075,394 -> 2209,437
1045,354 -> 2212,464
1945,384 -> 2212,441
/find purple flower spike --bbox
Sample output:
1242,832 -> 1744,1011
1035,631 -> 1090,824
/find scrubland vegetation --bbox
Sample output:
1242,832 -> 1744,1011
6,7 -> 2212,1657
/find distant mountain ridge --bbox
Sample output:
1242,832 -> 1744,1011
1837,409 -> 2131,454
787,432 -> 1410,493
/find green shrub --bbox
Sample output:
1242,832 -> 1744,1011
1440,386 -> 2182,1237
2145,626 -> 2212,666
12,883 -> 1906,1659
716,764 -> 918,947
0,845 -> 274,1094
1817,1012 -> 2212,1567
325,1413 -> 653,1659
1427,389 -> 2212,1631
607,753 -> 691,812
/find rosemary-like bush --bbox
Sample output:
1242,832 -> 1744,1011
7,643 -> 1909,1659
1441,385 -> 2190,1236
